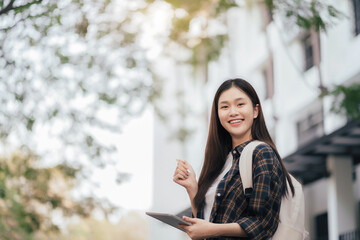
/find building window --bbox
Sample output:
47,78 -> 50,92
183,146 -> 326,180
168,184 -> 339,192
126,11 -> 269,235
302,31 -> 321,72
302,33 -> 314,71
353,0 -> 360,35
315,212 -> 328,240
296,104 -> 324,146
262,57 -> 274,100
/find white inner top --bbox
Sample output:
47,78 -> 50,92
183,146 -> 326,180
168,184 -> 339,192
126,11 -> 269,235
204,152 -> 233,221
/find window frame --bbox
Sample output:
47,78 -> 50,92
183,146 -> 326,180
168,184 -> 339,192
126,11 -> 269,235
302,33 -> 314,71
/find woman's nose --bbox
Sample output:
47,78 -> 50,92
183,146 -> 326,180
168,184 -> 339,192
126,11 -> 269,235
229,106 -> 239,116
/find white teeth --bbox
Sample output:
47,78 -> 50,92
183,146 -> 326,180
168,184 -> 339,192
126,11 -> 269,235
230,120 -> 242,123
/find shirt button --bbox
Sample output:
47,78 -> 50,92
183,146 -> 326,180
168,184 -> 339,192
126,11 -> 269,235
217,193 -> 221,197
233,150 -> 237,154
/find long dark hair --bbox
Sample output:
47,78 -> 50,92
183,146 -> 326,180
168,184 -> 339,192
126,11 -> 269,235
194,78 -> 295,210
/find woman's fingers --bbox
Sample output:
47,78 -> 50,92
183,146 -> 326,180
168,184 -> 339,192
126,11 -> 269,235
173,159 -> 197,189
177,160 -> 193,175
174,171 -> 187,181
176,168 -> 189,178
173,170 -> 189,183
175,163 -> 189,173
176,160 -> 188,170
182,216 -> 197,224
178,216 -> 194,231
174,161 -> 190,178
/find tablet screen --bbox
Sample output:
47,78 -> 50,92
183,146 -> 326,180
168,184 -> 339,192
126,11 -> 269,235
146,212 -> 192,232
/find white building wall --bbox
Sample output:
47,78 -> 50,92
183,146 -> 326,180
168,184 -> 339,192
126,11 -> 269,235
327,155 -> 357,240
152,1 -> 360,239
304,179 -> 329,239
207,1 -> 360,238
150,57 -> 195,240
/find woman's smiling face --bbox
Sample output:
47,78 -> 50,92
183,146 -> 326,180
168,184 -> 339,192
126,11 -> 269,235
217,86 -> 259,148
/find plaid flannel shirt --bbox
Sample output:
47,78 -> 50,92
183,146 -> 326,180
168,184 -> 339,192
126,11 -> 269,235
196,140 -> 284,240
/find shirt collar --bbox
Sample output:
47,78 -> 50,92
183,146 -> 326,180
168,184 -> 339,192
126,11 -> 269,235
231,139 -> 254,162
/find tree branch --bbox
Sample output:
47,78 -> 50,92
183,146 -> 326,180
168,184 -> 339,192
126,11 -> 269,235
0,0 -> 43,16
0,0 -> 15,16
0,10 -> 48,32
11,0 -> 43,14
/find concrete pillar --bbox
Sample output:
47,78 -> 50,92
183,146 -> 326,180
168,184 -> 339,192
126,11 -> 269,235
327,155 -> 357,240
355,165 -> 360,228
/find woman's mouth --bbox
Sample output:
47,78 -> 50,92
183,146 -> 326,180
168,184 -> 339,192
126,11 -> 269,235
229,119 -> 243,126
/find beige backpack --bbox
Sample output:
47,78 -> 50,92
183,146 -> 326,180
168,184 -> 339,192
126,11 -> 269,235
239,141 -> 309,240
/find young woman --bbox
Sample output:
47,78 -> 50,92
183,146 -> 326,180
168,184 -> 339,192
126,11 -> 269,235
173,78 -> 295,240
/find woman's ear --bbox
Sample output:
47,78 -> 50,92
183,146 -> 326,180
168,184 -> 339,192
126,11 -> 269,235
254,104 -> 259,119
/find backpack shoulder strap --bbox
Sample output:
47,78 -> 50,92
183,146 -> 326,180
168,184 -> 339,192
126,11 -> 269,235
239,140 -> 264,194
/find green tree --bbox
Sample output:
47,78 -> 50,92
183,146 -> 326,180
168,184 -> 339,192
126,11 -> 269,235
0,0 -> 161,237
0,0 -> 161,166
0,147 -> 108,239
144,0 -> 342,79
51,211 -> 148,240
323,83 -> 360,121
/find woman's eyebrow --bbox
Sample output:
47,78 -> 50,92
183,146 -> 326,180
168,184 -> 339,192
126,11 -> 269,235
219,97 -> 244,104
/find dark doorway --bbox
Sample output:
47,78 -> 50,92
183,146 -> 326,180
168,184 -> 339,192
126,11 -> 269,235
315,212 -> 328,240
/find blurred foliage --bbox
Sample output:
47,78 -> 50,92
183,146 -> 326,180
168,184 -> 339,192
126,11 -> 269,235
264,0 -> 344,32
146,0 -> 342,70
45,211 -> 148,240
0,0 -> 161,166
0,0 -> 159,237
152,0 -> 230,69
0,147 -> 114,239
323,83 -> 360,121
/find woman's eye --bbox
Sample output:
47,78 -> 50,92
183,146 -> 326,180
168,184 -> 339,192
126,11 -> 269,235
238,103 -> 244,107
221,106 -> 228,109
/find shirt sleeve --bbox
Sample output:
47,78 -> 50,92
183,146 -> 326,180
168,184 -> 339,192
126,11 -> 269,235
236,144 -> 283,240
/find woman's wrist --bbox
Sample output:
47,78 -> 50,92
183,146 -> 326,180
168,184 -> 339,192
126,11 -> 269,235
210,223 -> 221,237
210,223 -> 246,238
186,185 -> 198,200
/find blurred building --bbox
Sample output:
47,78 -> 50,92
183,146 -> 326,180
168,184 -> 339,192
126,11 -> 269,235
151,1 -> 360,240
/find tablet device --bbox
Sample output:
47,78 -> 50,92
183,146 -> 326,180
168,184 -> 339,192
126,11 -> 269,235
146,212 -> 192,232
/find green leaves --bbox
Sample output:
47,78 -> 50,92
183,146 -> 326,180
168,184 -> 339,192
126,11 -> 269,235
328,5 -> 340,18
98,92 -> 117,105
13,0 -> 42,15
56,163 -> 79,178
75,14 -> 89,37
269,0 -> 344,32
0,149 -> 100,238
0,2 -> 157,238
15,93 -> 25,102
163,0 -> 232,75
55,50 -> 70,64
25,117 -> 35,131
216,0 -> 238,15
164,0 -> 343,76
325,83 -> 360,121
0,0 -> 159,191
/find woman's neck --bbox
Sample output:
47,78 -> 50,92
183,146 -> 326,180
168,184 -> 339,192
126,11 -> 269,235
232,136 -> 252,149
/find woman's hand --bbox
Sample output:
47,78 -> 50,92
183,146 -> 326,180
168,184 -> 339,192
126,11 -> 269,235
173,160 -> 198,198
179,216 -> 217,240
180,216 -> 247,239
